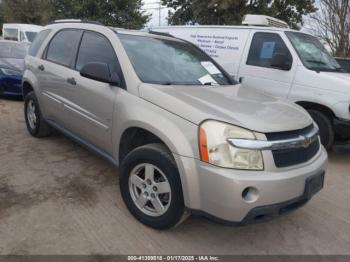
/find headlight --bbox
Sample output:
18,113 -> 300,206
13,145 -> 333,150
199,120 -> 264,170
0,68 -> 21,76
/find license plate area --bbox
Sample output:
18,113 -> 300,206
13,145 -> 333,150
305,172 -> 325,199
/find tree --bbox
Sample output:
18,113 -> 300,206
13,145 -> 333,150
308,0 -> 350,57
0,0 -> 150,29
0,2 -> 4,36
162,0 -> 317,29
50,0 -> 150,29
1,0 -> 51,25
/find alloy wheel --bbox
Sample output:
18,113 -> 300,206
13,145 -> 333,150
128,163 -> 172,217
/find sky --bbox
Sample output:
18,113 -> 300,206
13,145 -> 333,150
142,0 -> 170,28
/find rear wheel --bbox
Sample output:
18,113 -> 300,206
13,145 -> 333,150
24,91 -> 52,138
308,109 -> 334,150
120,143 -> 186,229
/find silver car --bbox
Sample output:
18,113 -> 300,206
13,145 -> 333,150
22,21 -> 328,229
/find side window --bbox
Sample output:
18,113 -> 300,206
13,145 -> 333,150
76,31 -> 118,72
28,29 -> 51,56
4,28 -> 18,41
247,32 -> 292,69
46,30 -> 81,67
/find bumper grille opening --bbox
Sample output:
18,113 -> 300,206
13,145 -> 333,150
266,125 -> 320,168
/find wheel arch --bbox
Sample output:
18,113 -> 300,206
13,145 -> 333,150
296,101 -> 336,120
116,121 -> 199,209
22,81 -> 34,99
118,126 -> 173,164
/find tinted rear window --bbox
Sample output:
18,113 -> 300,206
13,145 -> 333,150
28,29 -> 51,56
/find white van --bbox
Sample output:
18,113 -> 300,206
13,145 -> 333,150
2,24 -> 43,43
152,15 -> 350,149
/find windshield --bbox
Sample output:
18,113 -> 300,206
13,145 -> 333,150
118,34 -> 232,86
25,32 -> 38,42
0,42 -> 27,59
286,32 -> 343,72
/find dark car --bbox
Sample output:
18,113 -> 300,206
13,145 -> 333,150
0,40 -> 28,97
335,57 -> 350,73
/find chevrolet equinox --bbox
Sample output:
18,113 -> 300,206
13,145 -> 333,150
22,21 -> 328,229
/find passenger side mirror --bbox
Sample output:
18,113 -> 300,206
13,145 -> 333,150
271,53 -> 292,71
80,62 -> 120,86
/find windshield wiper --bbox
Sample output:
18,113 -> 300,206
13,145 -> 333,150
306,60 -> 327,65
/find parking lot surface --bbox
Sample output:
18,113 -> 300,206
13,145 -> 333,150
0,98 -> 349,255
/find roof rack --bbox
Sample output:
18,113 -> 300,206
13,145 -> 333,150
51,19 -> 104,25
149,30 -> 174,38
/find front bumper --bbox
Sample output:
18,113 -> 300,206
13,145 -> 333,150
174,147 -> 328,224
334,118 -> 350,140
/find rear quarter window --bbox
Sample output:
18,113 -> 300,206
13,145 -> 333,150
28,29 -> 51,57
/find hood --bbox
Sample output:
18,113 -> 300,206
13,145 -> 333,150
139,84 -> 313,133
0,58 -> 24,72
295,67 -> 350,96
319,72 -> 350,94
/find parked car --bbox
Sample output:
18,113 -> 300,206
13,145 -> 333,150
22,21 -> 327,229
0,41 -> 28,97
2,24 -> 43,43
335,57 -> 350,73
152,15 -> 350,150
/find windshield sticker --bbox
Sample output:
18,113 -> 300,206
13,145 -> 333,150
201,61 -> 221,75
198,74 -> 218,85
260,42 -> 276,59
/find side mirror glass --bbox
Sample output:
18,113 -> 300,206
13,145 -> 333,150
271,53 -> 292,71
80,62 -> 120,86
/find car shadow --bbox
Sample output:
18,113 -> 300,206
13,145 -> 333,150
0,95 -> 23,102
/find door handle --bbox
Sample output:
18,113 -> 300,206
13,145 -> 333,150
67,77 -> 77,86
239,77 -> 244,83
38,65 -> 45,71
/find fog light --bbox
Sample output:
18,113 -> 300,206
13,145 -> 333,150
242,187 -> 259,203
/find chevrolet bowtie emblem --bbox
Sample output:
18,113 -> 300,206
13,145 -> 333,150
302,136 -> 312,148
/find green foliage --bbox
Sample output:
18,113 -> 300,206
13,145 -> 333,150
0,0 -> 150,29
0,2 -> 4,36
1,0 -> 51,25
50,0 -> 150,29
162,0 -> 317,29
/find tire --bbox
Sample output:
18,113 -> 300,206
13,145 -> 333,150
120,143 -> 186,230
24,91 -> 52,138
308,109 -> 334,150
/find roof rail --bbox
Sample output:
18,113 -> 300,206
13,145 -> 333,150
242,14 -> 289,29
149,30 -> 174,38
51,19 -> 104,26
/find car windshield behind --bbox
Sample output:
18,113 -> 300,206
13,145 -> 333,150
0,42 -> 27,59
118,33 -> 232,86
25,32 -> 38,42
286,32 -> 342,72
335,58 -> 350,73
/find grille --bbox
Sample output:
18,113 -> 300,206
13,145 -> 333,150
266,125 -> 320,168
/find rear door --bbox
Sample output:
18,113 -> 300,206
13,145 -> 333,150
38,29 -> 83,124
237,31 -> 296,98
61,30 -> 120,154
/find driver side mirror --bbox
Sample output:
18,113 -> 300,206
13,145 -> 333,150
80,62 -> 120,86
271,53 -> 292,71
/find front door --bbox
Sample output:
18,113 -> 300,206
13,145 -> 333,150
61,30 -> 121,154
238,31 -> 296,98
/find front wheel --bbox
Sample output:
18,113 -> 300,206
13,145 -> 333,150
308,109 -> 334,150
120,144 -> 186,229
